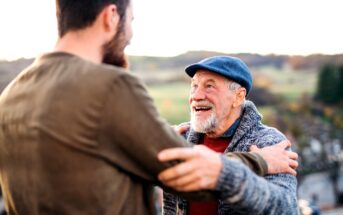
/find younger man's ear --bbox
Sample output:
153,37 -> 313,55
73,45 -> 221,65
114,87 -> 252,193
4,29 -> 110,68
103,4 -> 119,32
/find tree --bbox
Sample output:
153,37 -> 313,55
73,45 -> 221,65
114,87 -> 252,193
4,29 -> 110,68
337,65 -> 343,102
316,64 -> 339,104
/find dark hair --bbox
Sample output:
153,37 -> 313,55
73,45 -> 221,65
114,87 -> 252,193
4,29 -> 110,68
56,0 -> 130,37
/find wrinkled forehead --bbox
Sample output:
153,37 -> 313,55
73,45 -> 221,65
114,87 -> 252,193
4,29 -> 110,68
191,70 -> 230,83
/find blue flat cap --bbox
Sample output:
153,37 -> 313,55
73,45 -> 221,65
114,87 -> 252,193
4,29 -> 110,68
185,56 -> 253,95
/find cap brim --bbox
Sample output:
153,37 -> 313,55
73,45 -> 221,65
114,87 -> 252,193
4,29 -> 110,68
185,64 -> 211,77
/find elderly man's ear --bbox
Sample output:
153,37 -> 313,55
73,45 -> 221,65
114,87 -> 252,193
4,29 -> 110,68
233,88 -> 246,108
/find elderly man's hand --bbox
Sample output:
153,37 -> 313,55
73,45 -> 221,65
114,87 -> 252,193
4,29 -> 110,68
157,145 -> 222,192
171,123 -> 189,135
250,140 -> 299,176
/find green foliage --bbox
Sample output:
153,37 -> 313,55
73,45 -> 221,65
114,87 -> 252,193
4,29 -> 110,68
316,64 -> 342,104
338,65 -> 343,100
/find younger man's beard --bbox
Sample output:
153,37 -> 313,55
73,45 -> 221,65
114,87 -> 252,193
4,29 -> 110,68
102,22 -> 129,69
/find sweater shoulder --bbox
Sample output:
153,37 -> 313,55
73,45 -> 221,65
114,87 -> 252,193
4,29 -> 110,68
250,123 -> 286,147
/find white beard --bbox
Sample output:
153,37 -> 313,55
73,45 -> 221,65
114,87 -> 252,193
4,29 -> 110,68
190,110 -> 218,133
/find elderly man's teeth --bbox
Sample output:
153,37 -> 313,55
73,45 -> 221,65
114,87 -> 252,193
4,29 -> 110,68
195,107 -> 211,111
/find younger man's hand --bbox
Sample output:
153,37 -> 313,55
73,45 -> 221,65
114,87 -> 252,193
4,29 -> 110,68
158,145 -> 222,191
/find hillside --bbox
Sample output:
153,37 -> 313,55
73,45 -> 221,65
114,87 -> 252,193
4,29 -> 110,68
129,51 -> 343,72
1,51 -> 343,92
0,58 -> 33,91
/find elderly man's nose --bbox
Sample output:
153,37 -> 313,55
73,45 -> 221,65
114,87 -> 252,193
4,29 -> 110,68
191,88 -> 206,100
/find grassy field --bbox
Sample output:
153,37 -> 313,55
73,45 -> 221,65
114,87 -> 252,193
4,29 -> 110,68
146,66 -> 318,124
253,66 -> 317,101
147,82 -> 190,125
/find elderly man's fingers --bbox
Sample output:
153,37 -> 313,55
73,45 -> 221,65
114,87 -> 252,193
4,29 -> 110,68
249,145 -> 259,151
172,124 -> 190,135
287,151 -> 298,160
178,124 -> 190,134
289,160 -> 299,169
158,160 -> 197,181
276,139 -> 291,149
158,147 -> 196,162
287,167 -> 297,176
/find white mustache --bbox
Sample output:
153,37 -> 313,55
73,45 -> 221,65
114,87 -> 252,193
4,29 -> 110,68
191,101 -> 215,108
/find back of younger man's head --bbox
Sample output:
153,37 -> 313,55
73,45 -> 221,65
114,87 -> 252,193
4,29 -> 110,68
56,0 -> 130,37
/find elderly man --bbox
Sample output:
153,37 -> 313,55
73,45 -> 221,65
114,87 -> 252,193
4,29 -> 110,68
159,56 -> 299,214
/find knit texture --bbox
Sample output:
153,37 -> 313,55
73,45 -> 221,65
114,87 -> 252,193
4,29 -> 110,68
163,101 -> 299,215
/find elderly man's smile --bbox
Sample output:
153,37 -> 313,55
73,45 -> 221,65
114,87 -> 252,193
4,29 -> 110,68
192,103 -> 214,116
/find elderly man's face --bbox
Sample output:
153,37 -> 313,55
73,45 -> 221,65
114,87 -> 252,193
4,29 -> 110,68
189,70 -> 236,134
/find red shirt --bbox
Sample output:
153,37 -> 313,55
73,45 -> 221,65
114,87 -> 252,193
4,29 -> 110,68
188,136 -> 231,215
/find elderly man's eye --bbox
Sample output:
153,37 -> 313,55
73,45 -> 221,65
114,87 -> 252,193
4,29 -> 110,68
190,84 -> 197,92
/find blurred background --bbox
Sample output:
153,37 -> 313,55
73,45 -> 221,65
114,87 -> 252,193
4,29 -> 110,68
131,52 -> 343,215
1,0 -> 343,214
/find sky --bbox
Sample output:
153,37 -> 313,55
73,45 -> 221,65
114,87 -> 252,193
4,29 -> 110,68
0,0 -> 342,60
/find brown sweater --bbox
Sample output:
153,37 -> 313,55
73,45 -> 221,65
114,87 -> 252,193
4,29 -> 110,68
0,52 -> 266,215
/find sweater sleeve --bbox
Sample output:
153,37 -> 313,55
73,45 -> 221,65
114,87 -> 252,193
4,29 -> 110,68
214,156 -> 299,214
225,152 -> 268,176
161,153 -> 269,214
